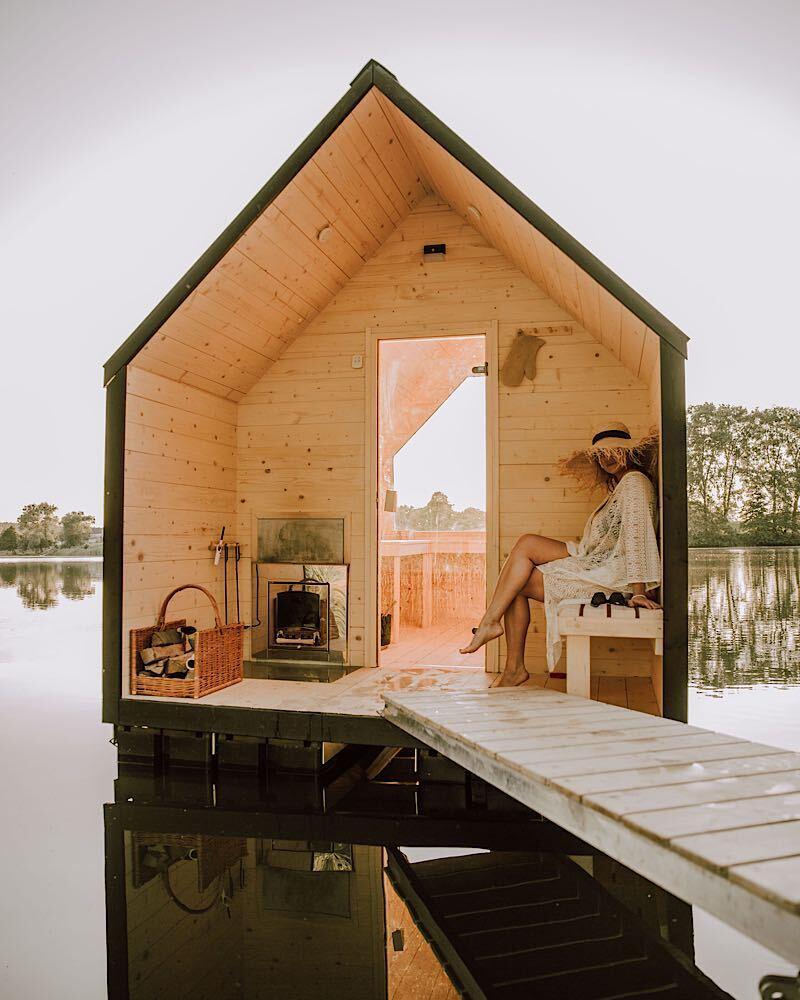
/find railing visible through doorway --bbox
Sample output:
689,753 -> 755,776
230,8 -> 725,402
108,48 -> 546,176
380,531 -> 485,642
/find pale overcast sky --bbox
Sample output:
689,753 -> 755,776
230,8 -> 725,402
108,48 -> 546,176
1,0 -> 798,523
396,378 -> 487,511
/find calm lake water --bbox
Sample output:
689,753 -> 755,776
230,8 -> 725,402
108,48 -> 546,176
0,551 -> 798,998
688,547 -> 800,752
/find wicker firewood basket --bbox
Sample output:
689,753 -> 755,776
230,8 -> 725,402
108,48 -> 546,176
132,832 -> 248,891
130,584 -> 243,699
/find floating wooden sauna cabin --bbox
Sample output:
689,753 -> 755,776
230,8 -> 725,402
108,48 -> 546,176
102,59 -> 689,740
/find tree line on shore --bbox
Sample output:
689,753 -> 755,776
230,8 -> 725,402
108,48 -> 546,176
2,405 -> 798,555
396,491 -> 485,531
688,403 -> 800,546
0,503 -> 99,554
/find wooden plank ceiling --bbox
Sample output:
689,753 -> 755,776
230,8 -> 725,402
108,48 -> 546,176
133,87 -> 660,399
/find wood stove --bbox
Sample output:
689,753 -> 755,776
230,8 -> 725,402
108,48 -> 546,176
268,578 -> 330,652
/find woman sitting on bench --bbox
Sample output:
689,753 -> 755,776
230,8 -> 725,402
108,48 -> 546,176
460,422 -> 661,687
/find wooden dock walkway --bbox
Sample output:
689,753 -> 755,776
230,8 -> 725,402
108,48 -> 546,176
381,687 -> 800,963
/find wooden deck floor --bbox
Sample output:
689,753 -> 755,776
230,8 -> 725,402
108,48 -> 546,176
379,620 -> 484,669
127,665 -> 659,719
381,686 -> 800,963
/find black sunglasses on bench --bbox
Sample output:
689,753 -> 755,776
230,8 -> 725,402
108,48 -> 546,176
590,591 -> 627,608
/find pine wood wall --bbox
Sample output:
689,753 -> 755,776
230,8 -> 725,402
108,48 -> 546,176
121,367 -> 237,689
235,195 -> 656,676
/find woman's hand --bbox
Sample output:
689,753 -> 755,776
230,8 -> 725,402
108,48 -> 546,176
628,593 -> 661,610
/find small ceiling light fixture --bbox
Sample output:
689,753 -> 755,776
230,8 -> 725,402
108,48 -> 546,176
423,243 -> 446,260
466,204 -> 482,221
317,226 -> 333,244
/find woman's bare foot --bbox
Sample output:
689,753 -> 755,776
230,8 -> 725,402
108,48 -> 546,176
491,665 -> 530,688
460,621 -> 503,655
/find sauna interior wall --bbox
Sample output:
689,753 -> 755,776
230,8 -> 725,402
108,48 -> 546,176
121,365 -> 237,691
236,195 -> 658,678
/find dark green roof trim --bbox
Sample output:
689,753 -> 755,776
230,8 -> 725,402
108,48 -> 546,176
660,340 -> 689,722
104,57 -> 687,384
102,365 -> 125,724
350,58 -> 397,86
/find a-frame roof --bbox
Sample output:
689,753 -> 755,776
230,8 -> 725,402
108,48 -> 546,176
104,58 -> 688,398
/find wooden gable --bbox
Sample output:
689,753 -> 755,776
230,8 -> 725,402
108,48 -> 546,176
125,82 -> 675,399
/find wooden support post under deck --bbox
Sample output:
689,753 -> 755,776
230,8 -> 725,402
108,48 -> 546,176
566,635 -> 591,699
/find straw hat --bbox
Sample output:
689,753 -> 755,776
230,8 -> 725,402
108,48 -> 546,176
560,421 -> 659,488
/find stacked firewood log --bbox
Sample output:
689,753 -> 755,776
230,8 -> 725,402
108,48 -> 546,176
137,626 -> 197,679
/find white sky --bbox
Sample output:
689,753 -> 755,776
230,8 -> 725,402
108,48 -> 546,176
1,0 -> 798,523
395,377 -> 486,510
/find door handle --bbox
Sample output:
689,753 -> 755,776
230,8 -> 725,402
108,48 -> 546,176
471,364 -> 488,376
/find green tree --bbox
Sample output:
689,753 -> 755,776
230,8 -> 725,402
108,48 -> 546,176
772,407 -> 800,535
687,403 -> 754,544
396,493 -> 454,531
714,404 -> 754,520
421,491 -> 455,531
686,403 -> 800,546
452,506 -> 486,530
398,492 -> 456,532
0,524 -> 17,551
61,511 -> 95,548
687,403 -> 722,526
16,503 -> 59,552
741,409 -> 798,543
395,493 -> 486,532
740,488 -> 772,544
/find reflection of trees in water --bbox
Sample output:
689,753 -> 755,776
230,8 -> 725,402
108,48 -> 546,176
60,562 -> 98,600
690,548 -> 800,691
2,552 -> 797,690
0,561 -> 101,609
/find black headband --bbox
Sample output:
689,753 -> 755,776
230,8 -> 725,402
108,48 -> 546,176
591,429 -> 632,446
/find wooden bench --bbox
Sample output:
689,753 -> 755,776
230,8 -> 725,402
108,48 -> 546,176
557,603 -> 663,699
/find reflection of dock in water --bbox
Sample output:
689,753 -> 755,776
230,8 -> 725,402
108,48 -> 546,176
387,849 -> 730,1000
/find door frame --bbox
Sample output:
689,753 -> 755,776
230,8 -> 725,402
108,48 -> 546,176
364,320 -> 499,672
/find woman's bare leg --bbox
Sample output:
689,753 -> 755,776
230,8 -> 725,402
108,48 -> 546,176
460,534 -> 567,654
496,594 -> 531,687
492,569 -> 547,686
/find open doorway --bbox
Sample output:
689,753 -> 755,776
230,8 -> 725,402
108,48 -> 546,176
376,335 -> 488,668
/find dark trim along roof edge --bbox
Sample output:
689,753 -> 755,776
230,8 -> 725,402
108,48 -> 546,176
103,58 -> 688,385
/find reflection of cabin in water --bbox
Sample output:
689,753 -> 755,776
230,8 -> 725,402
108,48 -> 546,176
102,58 -> 688,740
106,774 -> 729,1000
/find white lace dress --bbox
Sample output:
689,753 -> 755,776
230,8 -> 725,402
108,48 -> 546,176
538,471 -> 661,671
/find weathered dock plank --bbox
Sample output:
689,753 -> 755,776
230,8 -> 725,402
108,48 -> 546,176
381,686 -> 800,963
